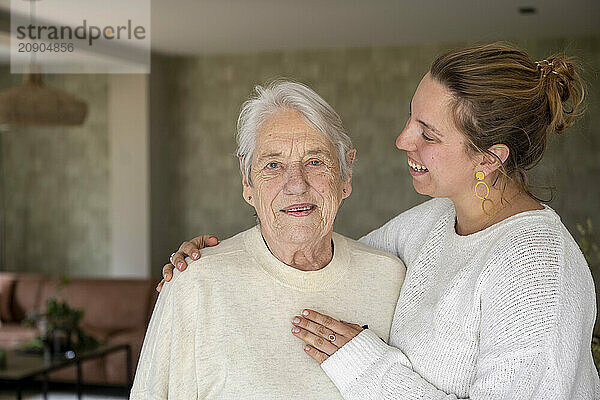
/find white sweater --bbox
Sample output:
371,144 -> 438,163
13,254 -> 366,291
130,226 -> 405,399
322,198 -> 599,399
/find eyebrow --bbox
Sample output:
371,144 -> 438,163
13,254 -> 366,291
306,149 -> 329,156
257,149 -> 330,161
417,119 -> 443,137
410,101 -> 443,137
258,152 -> 282,160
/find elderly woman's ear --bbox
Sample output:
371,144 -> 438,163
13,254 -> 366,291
341,149 -> 357,200
240,157 -> 254,206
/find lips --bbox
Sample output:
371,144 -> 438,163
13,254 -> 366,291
280,203 -> 317,216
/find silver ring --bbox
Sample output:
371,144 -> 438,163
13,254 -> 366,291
328,334 -> 336,343
169,252 -> 176,264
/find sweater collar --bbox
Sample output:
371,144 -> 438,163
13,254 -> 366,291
243,225 -> 350,292
446,200 -> 558,244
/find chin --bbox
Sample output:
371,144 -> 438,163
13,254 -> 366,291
412,182 -> 430,196
282,226 -> 326,244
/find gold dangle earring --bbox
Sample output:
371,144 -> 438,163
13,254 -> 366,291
475,171 -> 496,216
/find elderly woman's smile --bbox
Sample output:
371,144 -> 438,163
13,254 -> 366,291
241,109 -> 353,270
280,203 -> 317,216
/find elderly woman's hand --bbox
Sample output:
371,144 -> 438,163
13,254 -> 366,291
156,235 -> 220,292
291,309 -> 364,364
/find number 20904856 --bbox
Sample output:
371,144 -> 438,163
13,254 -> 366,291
18,42 -> 74,53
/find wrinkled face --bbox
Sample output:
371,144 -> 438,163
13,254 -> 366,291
395,73 -> 477,201
243,110 -> 352,245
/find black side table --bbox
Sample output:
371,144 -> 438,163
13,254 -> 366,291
0,343 -> 132,400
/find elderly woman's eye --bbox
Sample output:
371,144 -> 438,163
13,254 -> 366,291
308,160 -> 322,166
267,162 -> 280,169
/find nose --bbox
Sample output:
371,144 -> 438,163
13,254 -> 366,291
283,162 -> 309,195
395,121 -> 417,151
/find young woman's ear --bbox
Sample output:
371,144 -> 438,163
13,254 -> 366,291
479,144 -> 509,174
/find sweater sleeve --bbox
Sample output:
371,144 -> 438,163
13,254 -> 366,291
130,270 -> 198,399
322,224 -> 596,399
322,329 -> 462,399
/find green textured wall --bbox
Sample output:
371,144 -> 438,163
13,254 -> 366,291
0,69 -> 110,276
151,36 -> 600,277
0,36 -> 598,287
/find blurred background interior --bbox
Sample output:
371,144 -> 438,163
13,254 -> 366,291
0,0 -> 598,396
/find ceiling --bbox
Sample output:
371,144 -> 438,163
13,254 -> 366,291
0,0 -> 599,56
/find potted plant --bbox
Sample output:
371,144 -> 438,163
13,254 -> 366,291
24,276 -> 98,355
40,297 -> 82,354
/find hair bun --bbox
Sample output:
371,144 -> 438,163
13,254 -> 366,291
538,54 -> 585,135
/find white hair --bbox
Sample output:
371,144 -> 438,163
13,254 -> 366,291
236,80 -> 353,185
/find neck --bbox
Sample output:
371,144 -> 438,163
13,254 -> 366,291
261,230 -> 334,271
453,179 -> 541,236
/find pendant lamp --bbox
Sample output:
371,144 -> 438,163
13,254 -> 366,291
0,73 -> 87,127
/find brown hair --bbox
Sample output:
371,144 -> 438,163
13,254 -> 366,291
429,42 -> 585,201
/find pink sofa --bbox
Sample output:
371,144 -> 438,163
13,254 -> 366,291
0,273 -> 158,385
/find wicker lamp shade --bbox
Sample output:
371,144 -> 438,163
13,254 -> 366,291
0,74 -> 87,127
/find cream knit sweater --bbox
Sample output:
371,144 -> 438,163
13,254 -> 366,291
322,198 -> 599,399
130,226 -> 405,399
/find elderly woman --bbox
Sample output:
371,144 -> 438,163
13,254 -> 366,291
161,43 -> 599,398
130,81 -> 405,399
